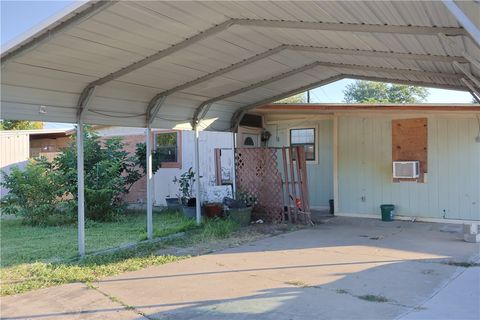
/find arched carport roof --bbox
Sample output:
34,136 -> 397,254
1,0 -> 479,131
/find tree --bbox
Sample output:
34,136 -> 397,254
54,126 -> 142,221
343,80 -> 429,103
0,120 -> 43,130
276,92 -> 307,103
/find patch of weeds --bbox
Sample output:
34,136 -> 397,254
138,212 -> 197,241
285,280 -> 310,288
357,294 -> 390,303
442,261 -> 480,268
0,244 -> 185,296
336,289 -> 349,294
421,269 -> 437,275
164,218 -> 240,247
414,306 -> 427,311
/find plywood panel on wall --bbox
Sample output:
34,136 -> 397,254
392,118 -> 428,183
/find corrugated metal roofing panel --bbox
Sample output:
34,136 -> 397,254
1,0 -> 478,131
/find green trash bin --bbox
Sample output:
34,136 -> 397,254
380,204 -> 395,221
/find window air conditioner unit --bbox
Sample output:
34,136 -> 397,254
393,161 -> 420,179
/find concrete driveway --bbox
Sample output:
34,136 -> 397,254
2,217 -> 479,320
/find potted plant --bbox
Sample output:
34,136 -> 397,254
174,167 -> 196,218
165,196 -> 180,210
204,202 -> 223,219
223,191 -> 256,226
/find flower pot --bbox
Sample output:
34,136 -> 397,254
204,203 -> 222,219
227,207 -> 252,227
182,205 -> 196,219
165,198 -> 180,210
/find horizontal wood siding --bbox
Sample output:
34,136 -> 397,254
338,116 -> 480,221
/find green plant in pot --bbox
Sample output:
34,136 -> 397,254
174,167 -> 196,218
223,191 -> 256,226
204,202 -> 223,219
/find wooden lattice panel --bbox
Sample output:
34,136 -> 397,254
235,148 -> 284,223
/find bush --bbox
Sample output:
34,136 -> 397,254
54,126 -> 142,222
1,126 -> 143,225
0,158 -> 71,225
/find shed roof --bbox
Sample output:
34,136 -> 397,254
1,0 -> 479,131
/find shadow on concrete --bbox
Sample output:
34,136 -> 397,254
2,217 -> 479,320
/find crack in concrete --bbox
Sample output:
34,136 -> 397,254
85,282 -> 152,320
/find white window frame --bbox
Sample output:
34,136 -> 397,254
287,125 -> 319,165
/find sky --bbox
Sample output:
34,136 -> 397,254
1,1 -> 475,128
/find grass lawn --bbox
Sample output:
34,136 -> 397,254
0,211 -> 241,296
0,209 -> 195,268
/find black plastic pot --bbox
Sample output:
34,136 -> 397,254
165,197 -> 180,210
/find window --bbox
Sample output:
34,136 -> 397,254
290,128 -> 316,161
155,131 -> 181,168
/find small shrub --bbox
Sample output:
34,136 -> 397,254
0,158 -> 69,226
54,126 -> 142,222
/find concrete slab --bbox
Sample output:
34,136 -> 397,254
0,283 -> 145,320
399,266 -> 480,320
93,218 -> 478,319
2,218 -> 479,320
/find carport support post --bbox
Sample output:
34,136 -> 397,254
146,124 -> 153,240
76,121 -> 85,257
194,126 -> 201,225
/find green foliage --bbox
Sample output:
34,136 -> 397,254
343,80 -> 429,103
54,126 -> 142,222
0,120 -> 43,130
276,92 -> 307,104
0,254 -> 182,296
139,211 -> 197,240
0,211 -> 241,296
173,167 -> 195,203
1,210 -> 186,268
134,142 -> 163,174
0,158 -> 70,226
200,218 -> 240,239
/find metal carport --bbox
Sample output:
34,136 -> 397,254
1,0 -> 479,256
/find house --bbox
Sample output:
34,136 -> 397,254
251,103 -> 480,223
1,0 -> 479,254
94,126 -> 237,206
